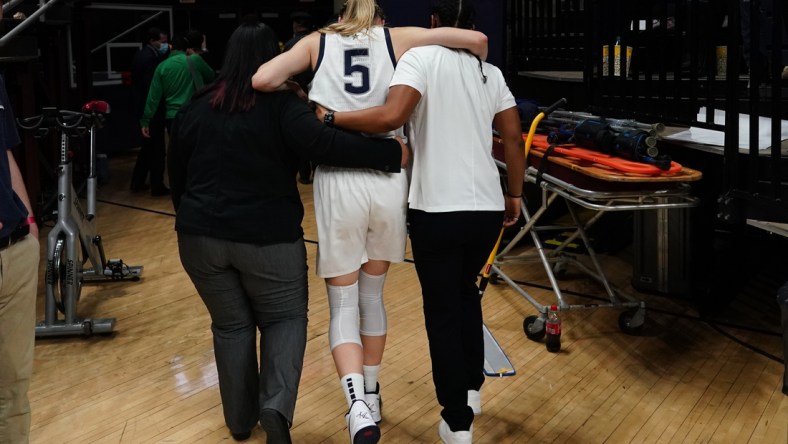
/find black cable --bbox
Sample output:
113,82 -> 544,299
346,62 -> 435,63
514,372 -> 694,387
95,200 -> 384,255
96,198 -> 785,363
500,276 -> 784,364
97,199 -> 176,217
707,322 -> 784,364
504,276 -> 782,337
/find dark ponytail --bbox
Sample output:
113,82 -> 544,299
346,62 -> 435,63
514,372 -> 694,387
432,0 -> 485,82
432,0 -> 475,30
201,21 -> 280,113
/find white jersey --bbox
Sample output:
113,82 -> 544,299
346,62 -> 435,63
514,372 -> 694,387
309,26 -> 400,140
308,26 -> 408,278
390,45 -> 517,213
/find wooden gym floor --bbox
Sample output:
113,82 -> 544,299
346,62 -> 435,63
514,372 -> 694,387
28,149 -> 788,443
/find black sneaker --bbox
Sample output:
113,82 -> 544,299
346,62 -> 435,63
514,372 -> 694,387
259,408 -> 292,444
231,430 -> 251,441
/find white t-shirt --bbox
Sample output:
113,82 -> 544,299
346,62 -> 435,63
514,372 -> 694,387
390,45 -> 516,212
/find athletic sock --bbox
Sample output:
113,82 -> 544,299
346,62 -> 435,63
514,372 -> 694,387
340,373 -> 365,408
363,365 -> 380,393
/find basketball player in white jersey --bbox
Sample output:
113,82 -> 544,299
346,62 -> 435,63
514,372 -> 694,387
252,2 -> 487,443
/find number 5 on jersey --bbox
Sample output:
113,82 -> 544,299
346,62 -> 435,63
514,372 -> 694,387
344,49 -> 370,94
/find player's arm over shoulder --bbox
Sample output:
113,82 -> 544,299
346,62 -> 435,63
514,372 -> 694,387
388,26 -> 487,61
252,32 -> 319,92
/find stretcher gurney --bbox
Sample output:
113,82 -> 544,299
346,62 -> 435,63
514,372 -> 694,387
488,133 -> 702,344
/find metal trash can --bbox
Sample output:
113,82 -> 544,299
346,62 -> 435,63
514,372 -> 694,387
779,281 -> 788,395
632,206 -> 691,296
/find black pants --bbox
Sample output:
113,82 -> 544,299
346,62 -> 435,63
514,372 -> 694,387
178,234 -> 308,433
131,117 -> 166,190
408,209 -> 503,431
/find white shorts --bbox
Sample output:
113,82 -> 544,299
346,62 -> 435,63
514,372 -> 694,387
313,164 -> 408,278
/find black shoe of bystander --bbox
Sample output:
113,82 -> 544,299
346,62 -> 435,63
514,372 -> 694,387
150,186 -> 170,197
231,430 -> 251,441
259,408 -> 292,444
130,183 -> 149,193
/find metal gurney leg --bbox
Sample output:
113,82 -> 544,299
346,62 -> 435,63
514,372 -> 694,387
489,163 -> 698,342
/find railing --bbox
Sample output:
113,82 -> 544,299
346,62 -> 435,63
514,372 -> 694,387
507,0 -> 588,73
507,0 -> 787,224
0,0 -> 61,48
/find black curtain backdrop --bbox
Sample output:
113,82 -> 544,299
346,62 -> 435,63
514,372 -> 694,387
379,0 -> 505,68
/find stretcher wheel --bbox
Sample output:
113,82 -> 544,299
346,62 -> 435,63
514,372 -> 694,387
618,308 -> 644,335
523,315 -> 546,341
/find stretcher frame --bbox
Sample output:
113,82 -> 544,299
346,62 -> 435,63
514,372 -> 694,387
490,160 -> 700,339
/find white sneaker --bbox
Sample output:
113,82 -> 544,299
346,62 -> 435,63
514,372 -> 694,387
467,390 -> 481,416
438,419 -> 472,444
365,384 -> 382,423
346,399 -> 380,444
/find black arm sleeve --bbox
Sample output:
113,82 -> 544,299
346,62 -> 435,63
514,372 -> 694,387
278,93 -> 401,173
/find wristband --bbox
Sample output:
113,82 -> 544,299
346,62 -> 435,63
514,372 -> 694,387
26,216 -> 37,225
323,110 -> 335,127
506,192 -> 522,199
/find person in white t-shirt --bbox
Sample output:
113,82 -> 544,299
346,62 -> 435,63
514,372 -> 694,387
251,1 -> 488,443
316,1 -> 524,442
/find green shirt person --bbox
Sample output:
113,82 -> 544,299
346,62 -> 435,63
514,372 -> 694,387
140,36 -> 215,137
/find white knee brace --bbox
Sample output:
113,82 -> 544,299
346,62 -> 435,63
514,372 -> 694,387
359,271 -> 387,337
327,282 -> 361,350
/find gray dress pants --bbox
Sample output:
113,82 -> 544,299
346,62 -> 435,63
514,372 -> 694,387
177,233 -> 308,434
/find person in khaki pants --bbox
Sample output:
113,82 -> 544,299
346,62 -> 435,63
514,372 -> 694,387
0,235 -> 38,444
0,31 -> 40,442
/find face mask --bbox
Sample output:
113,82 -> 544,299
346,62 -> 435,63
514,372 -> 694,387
158,42 -> 169,55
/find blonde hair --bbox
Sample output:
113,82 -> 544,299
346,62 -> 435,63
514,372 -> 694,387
320,0 -> 382,36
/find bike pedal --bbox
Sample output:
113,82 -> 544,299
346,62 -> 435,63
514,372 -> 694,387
103,259 -> 127,278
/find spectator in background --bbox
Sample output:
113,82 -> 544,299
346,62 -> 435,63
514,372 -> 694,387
284,11 -> 314,54
181,29 -> 214,93
130,27 -> 168,194
140,31 -> 215,196
186,29 -> 214,69
168,19 -> 407,443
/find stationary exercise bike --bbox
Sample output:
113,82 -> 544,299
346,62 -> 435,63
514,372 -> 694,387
18,101 -> 143,338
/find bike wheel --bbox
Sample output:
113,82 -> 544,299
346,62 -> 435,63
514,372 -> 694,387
50,236 -> 83,314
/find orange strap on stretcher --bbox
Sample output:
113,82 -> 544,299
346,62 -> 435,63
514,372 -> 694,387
527,133 -> 683,175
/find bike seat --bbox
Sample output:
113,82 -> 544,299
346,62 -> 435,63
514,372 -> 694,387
82,100 -> 110,116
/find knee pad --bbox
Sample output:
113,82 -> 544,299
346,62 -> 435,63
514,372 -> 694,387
359,271 -> 387,336
327,282 -> 361,350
